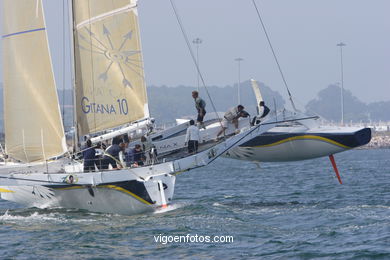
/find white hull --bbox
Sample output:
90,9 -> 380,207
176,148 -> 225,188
0,158 -> 176,215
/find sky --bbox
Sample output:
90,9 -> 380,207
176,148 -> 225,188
1,0 -> 389,107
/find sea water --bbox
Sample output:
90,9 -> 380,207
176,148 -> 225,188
1,149 -> 389,259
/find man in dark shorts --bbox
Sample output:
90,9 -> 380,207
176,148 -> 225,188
192,91 -> 206,129
101,137 -> 125,170
82,139 -> 96,172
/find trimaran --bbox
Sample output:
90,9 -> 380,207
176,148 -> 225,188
0,0 -> 282,215
0,0 -> 371,215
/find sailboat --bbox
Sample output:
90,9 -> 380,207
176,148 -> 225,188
0,0 -> 276,215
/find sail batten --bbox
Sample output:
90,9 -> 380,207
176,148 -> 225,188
2,0 -> 67,163
73,0 -> 149,136
76,3 -> 137,29
2,27 -> 46,39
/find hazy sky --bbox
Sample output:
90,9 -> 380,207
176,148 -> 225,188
1,0 -> 389,106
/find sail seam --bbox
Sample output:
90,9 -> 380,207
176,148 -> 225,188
76,4 -> 137,29
2,27 -> 46,38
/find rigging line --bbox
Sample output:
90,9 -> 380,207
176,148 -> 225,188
169,0 -> 223,125
251,0 -> 297,111
290,93 -> 328,121
61,0 -> 66,126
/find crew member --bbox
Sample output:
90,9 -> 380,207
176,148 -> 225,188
252,101 -> 270,125
192,90 -> 206,129
216,105 -> 248,139
101,138 -> 125,169
82,139 -> 96,172
141,136 -> 157,164
185,119 -> 200,154
125,144 -> 144,167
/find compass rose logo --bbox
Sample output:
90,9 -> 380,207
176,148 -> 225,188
78,24 -> 144,89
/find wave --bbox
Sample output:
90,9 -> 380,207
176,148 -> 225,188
214,200 -> 303,209
153,202 -> 188,214
0,208 -> 108,225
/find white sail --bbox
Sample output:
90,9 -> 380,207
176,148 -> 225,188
250,79 -> 264,106
2,0 -> 67,162
73,0 -> 149,136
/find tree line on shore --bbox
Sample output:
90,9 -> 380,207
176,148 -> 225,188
0,81 -> 389,133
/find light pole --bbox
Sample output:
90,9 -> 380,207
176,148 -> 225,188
192,38 -> 202,92
235,57 -> 244,104
337,42 -> 346,125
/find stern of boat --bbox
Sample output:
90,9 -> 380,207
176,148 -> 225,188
0,172 -> 176,216
50,173 -> 176,215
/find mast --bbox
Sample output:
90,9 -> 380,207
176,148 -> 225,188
337,42 -> 346,126
69,0 -> 79,151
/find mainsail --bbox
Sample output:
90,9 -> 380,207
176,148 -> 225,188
2,0 -> 67,162
73,0 -> 149,136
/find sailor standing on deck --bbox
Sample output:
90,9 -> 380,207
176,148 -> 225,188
185,119 -> 200,154
192,91 -> 206,129
82,139 -> 96,172
141,136 -> 157,164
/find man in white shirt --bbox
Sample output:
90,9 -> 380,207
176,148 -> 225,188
185,119 -> 200,154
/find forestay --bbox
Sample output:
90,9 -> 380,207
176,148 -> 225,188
73,0 -> 149,136
2,0 -> 67,163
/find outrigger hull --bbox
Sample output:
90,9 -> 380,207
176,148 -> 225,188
225,126 -> 371,162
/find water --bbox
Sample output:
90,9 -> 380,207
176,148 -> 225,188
1,149 -> 389,259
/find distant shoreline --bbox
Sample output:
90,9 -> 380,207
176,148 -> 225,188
362,131 -> 390,149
